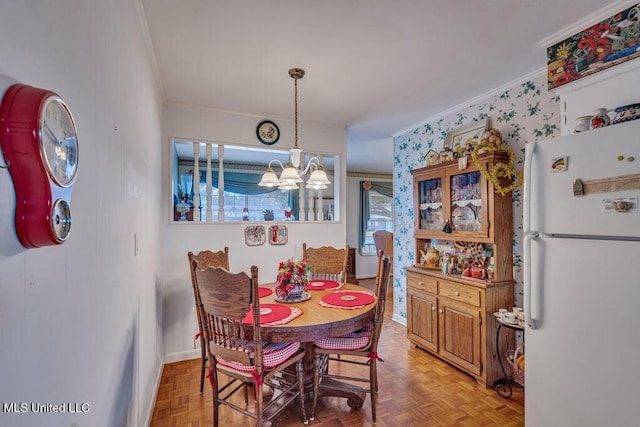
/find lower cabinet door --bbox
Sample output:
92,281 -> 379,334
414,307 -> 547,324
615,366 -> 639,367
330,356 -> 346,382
438,300 -> 482,375
408,291 -> 438,353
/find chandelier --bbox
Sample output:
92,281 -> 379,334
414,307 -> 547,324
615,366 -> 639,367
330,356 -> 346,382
258,68 -> 331,191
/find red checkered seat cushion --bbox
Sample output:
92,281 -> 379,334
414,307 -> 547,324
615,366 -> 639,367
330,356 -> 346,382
313,322 -> 374,350
215,341 -> 300,372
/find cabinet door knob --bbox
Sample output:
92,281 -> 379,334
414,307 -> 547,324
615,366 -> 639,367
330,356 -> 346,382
419,282 -> 424,286
431,307 -> 436,311
439,309 -> 443,313
454,291 -> 460,296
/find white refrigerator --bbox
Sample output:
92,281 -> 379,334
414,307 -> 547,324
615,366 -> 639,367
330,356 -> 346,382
523,120 -> 640,426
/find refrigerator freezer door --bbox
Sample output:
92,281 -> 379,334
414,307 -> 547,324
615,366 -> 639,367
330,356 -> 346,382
525,236 -> 640,426
527,120 -> 640,238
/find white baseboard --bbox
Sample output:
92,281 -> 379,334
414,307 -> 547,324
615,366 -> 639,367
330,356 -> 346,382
142,356 -> 165,427
391,313 -> 407,326
163,349 -> 200,364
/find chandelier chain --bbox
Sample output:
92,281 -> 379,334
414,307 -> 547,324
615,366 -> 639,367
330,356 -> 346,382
294,77 -> 298,149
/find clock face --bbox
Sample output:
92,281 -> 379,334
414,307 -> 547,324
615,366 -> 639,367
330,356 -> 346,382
256,120 -> 280,145
39,96 -> 79,187
50,199 -> 72,242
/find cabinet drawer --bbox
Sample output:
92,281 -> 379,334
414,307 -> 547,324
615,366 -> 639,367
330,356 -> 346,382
407,272 -> 437,294
439,281 -> 481,306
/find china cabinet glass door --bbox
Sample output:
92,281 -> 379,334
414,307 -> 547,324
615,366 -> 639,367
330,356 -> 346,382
418,177 -> 444,231
447,168 -> 488,236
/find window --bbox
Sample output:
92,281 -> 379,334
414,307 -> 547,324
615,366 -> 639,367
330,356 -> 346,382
359,181 -> 393,254
172,140 -> 337,222
193,185 -> 291,222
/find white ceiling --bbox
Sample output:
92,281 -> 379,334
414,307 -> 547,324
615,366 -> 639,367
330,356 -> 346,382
141,0 -> 612,174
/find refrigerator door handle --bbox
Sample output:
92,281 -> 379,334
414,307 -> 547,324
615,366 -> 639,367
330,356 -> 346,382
524,231 -> 541,329
523,141 -> 536,234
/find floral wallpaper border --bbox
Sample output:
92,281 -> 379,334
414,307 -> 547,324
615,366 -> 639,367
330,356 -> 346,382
392,72 -> 561,320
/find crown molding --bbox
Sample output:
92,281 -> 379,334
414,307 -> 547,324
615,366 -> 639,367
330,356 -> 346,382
393,67 -> 546,138
135,0 -> 166,102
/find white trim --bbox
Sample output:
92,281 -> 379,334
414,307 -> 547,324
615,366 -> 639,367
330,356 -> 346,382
393,67 -> 546,138
134,0 -> 165,101
142,355 -> 165,427
538,0 -> 639,48
391,313 -> 407,327
163,349 -> 201,364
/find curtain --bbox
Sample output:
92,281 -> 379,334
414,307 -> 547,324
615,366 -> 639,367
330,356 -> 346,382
359,182 -> 370,251
202,171 -> 278,195
288,191 -> 299,221
370,181 -> 393,198
180,174 -> 193,203
359,181 -> 393,251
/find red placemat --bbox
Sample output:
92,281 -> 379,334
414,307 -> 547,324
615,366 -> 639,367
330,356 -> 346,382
258,287 -> 273,298
307,280 -> 344,290
319,290 -> 375,309
241,304 -> 302,325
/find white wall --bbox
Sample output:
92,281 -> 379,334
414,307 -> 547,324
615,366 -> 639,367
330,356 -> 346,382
161,103 -> 348,360
0,1 -> 163,426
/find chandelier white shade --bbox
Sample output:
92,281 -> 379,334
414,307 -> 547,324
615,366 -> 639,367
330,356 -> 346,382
279,163 -> 304,183
306,165 -> 330,189
258,68 -> 331,190
257,163 -> 281,187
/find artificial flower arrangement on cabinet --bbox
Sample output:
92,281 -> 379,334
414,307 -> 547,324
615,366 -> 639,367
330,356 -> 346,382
471,128 -> 523,196
274,259 -> 312,302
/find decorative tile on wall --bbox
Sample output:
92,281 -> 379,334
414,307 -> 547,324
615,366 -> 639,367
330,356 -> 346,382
393,73 -> 561,320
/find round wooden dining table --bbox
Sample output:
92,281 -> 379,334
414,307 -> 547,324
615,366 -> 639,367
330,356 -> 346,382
257,282 -> 377,409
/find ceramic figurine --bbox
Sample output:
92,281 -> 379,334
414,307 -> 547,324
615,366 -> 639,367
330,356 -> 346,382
438,148 -> 455,163
471,264 -> 488,280
420,248 -> 441,268
589,108 -> 611,129
574,115 -> 593,133
443,220 -> 452,233
441,254 -> 452,275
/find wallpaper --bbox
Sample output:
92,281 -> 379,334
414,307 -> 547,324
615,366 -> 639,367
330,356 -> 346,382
393,73 -> 561,319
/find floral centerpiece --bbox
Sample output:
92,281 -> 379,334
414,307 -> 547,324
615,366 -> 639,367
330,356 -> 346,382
275,258 -> 311,301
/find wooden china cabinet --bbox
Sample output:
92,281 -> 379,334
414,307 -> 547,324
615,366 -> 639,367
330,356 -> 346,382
406,152 -> 514,387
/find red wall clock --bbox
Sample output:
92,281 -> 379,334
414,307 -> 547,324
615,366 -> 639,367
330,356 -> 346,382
0,83 -> 79,248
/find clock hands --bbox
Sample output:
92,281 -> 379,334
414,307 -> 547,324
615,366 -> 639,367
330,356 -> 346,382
43,122 -> 63,145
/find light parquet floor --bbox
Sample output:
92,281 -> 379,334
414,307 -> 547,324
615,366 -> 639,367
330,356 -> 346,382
150,279 -> 524,427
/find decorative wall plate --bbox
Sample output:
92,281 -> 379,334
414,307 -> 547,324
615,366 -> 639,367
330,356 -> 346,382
613,103 -> 640,124
244,225 -> 266,246
256,120 -> 280,145
269,225 -> 287,245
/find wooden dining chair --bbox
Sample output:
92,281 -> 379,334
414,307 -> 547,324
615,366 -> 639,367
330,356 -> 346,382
194,264 -> 308,427
373,230 -> 394,277
187,248 -> 230,393
302,243 -> 349,283
310,251 -> 391,422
